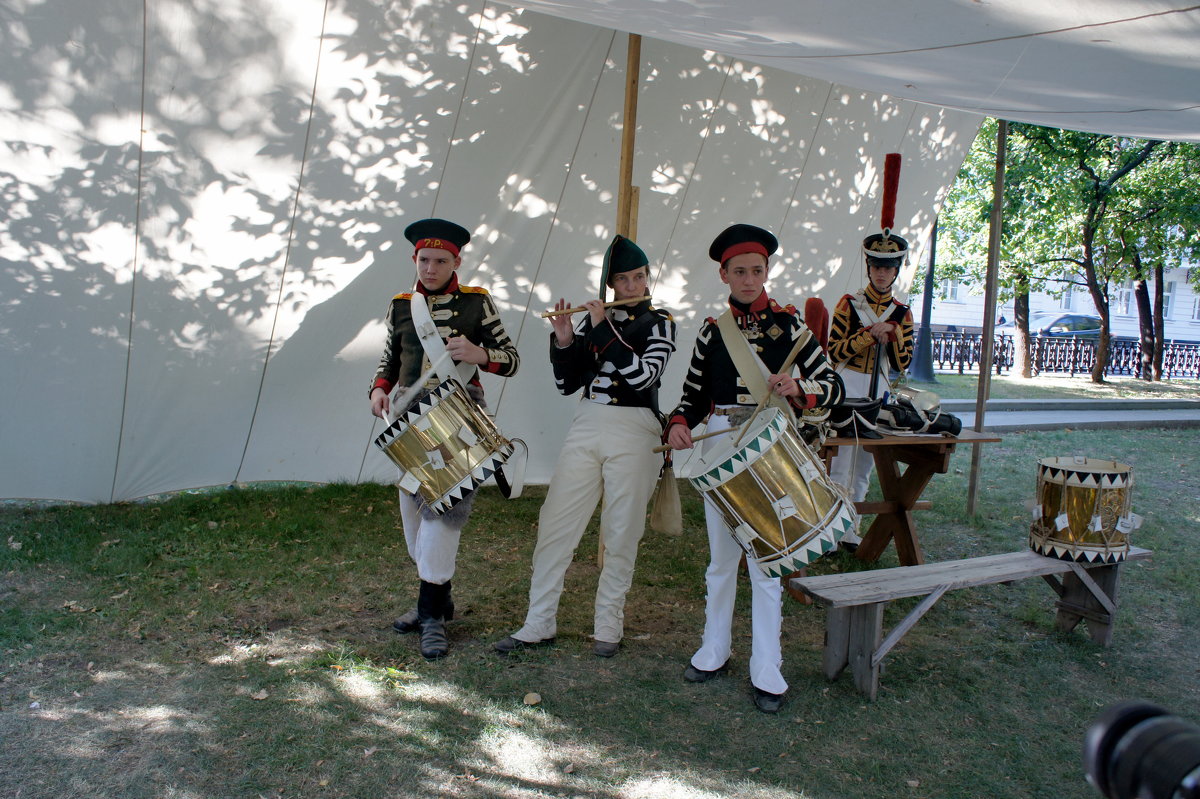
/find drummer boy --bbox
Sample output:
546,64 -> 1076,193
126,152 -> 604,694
369,218 -> 520,660
664,223 -> 843,714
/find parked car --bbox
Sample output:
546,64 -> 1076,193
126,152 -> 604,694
996,312 -> 1101,339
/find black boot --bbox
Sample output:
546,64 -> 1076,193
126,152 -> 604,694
417,580 -> 449,660
393,581 -> 454,634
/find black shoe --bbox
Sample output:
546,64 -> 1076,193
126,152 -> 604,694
838,540 -> 860,555
683,662 -> 728,683
392,608 -> 419,634
493,635 -> 555,655
419,618 -> 449,660
593,640 -> 620,658
393,597 -> 456,634
753,687 -> 785,714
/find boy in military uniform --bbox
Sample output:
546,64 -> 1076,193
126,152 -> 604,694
369,218 -> 520,659
827,231 -> 914,516
496,235 -> 677,658
664,224 -> 843,713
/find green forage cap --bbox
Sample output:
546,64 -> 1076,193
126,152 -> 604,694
600,234 -> 649,287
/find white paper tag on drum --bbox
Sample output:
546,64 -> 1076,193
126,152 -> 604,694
733,523 -> 757,547
457,425 -> 479,447
1055,513 -> 1070,531
427,449 -> 446,470
1116,513 -> 1143,533
398,471 -> 421,493
773,496 -> 799,520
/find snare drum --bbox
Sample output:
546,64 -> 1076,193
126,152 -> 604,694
1030,456 -> 1138,563
679,407 -> 859,577
374,379 -> 515,515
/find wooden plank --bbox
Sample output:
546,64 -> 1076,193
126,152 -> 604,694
872,584 -> 949,668
1067,562 -> 1116,614
791,547 -> 1150,607
848,603 -> 884,701
821,429 -> 1001,448
822,606 -> 851,679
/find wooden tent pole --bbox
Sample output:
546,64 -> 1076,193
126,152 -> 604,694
615,33 -> 641,242
966,120 -> 1008,515
600,33 -> 643,571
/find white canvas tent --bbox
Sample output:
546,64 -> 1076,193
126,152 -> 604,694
2,0 -> 1196,503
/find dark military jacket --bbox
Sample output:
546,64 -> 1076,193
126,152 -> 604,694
668,291 -> 844,431
371,274 -> 519,397
550,299 -> 676,410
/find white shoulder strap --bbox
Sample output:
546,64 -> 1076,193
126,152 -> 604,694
715,310 -> 787,412
410,292 -> 476,386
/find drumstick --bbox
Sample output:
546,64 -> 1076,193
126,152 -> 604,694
651,428 -> 734,454
732,327 -> 814,448
377,352 -> 452,422
538,295 -> 649,318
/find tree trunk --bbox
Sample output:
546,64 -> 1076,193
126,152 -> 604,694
1153,264 -> 1165,380
1131,253 -> 1155,381
1013,282 -> 1032,378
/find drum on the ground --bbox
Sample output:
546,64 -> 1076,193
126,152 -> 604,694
679,407 -> 859,577
1029,456 -> 1138,563
374,378 -> 515,515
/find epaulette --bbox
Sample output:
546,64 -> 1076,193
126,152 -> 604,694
769,299 -> 798,315
650,305 -> 674,322
459,285 -> 490,295
393,292 -> 414,301
704,316 -> 718,326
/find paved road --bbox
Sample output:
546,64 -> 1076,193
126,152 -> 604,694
937,397 -> 1200,432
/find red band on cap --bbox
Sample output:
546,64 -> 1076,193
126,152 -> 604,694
720,241 -> 769,264
414,238 -> 460,257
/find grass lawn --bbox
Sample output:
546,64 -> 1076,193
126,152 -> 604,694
2,426 -> 1198,798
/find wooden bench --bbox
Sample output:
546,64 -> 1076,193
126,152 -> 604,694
789,546 -> 1152,700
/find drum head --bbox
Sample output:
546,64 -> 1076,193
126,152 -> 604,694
677,407 -> 785,484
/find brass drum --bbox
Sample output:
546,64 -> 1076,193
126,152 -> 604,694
1030,456 -> 1137,563
374,379 -> 515,515
679,407 -> 859,577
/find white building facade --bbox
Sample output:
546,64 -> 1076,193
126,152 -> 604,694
908,265 -> 1200,343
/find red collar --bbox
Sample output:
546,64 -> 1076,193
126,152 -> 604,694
417,274 -> 459,296
730,290 -> 770,316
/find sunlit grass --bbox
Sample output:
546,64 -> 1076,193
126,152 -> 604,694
2,428 -> 1197,798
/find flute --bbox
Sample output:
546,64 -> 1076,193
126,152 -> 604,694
538,295 -> 649,318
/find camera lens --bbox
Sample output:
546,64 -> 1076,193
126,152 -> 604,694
1084,701 -> 1200,799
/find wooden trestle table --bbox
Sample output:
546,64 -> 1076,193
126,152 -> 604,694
819,429 -> 1002,566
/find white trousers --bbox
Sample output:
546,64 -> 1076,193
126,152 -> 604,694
688,412 -> 788,696
398,492 -> 461,585
828,367 -> 881,504
514,401 -> 661,644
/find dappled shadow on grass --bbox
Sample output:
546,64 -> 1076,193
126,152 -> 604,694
2,436 -> 1199,799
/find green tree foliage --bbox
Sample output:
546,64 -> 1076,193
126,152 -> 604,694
937,120 -> 1200,382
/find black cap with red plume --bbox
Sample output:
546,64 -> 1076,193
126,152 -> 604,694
862,153 -> 908,264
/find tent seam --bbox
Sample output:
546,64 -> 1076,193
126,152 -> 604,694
110,0 -> 150,503
488,27 -> 620,416
233,0 -> 332,486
